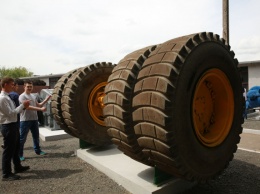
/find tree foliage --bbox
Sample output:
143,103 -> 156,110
0,66 -> 33,78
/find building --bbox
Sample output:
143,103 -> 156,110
21,73 -> 64,89
21,60 -> 260,92
239,60 -> 260,90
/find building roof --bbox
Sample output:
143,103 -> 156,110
239,60 -> 260,67
19,60 -> 260,80
21,73 -> 64,79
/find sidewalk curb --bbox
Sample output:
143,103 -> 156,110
243,128 -> 260,135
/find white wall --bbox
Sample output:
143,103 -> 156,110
248,64 -> 260,89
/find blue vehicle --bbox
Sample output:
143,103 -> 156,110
246,86 -> 260,110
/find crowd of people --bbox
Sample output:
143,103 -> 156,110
0,77 -> 51,181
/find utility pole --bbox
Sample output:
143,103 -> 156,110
223,0 -> 229,44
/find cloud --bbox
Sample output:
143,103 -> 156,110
0,0 -> 259,75
232,36 -> 260,61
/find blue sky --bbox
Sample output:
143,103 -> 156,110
0,0 -> 259,75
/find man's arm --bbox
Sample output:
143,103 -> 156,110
0,97 -> 29,116
37,95 -> 52,107
26,106 -> 47,112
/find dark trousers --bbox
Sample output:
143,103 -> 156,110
1,122 -> 21,176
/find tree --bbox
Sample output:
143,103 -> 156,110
0,66 -> 33,78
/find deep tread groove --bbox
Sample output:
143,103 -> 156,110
61,62 -> 116,145
103,45 -> 157,165
51,68 -> 82,137
132,32 -> 243,182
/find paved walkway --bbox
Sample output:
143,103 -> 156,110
239,129 -> 260,153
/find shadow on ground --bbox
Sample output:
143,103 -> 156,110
183,157 -> 260,194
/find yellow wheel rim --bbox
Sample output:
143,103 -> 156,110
192,68 -> 234,147
88,82 -> 107,126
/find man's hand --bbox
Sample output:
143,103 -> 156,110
22,100 -> 30,109
41,107 -> 47,112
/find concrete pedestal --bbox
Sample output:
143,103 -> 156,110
76,145 -> 196,194
39,127 -> 72,141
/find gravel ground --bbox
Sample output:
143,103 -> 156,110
0,133 -> 130,194
0,114 -> 259,194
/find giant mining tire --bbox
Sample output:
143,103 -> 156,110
61,62 -> 116,145
132,32 -> 244,182
103,45 -> 156,165
51,68 -> 82,137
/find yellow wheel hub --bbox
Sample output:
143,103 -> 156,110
192,69 -> 234,147
88,82 -> 107,126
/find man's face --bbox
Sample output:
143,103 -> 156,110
5,82 -> 14,93
24,83 -> 33,94
13,84 -> 18,92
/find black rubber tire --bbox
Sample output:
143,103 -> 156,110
61,62 -> 116,145
103,45 -> 156,165
132,32 -> 244,182
51,68 -> 82,137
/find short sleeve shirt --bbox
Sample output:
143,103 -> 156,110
19,92 -> 38,121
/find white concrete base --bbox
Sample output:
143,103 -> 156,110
76,145 -> 196,194
247,111 -> 260,119
243,128 -> 260,135
39,127 -> 72,141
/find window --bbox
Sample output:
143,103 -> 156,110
240,67 -> 248,90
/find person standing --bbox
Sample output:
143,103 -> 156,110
9,80 -> 20,107
8,81 -> 22,153
19,80 -> 51,161
243,87 -> 248,119
1,81 -> 20,149
0,77 -> 30,181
